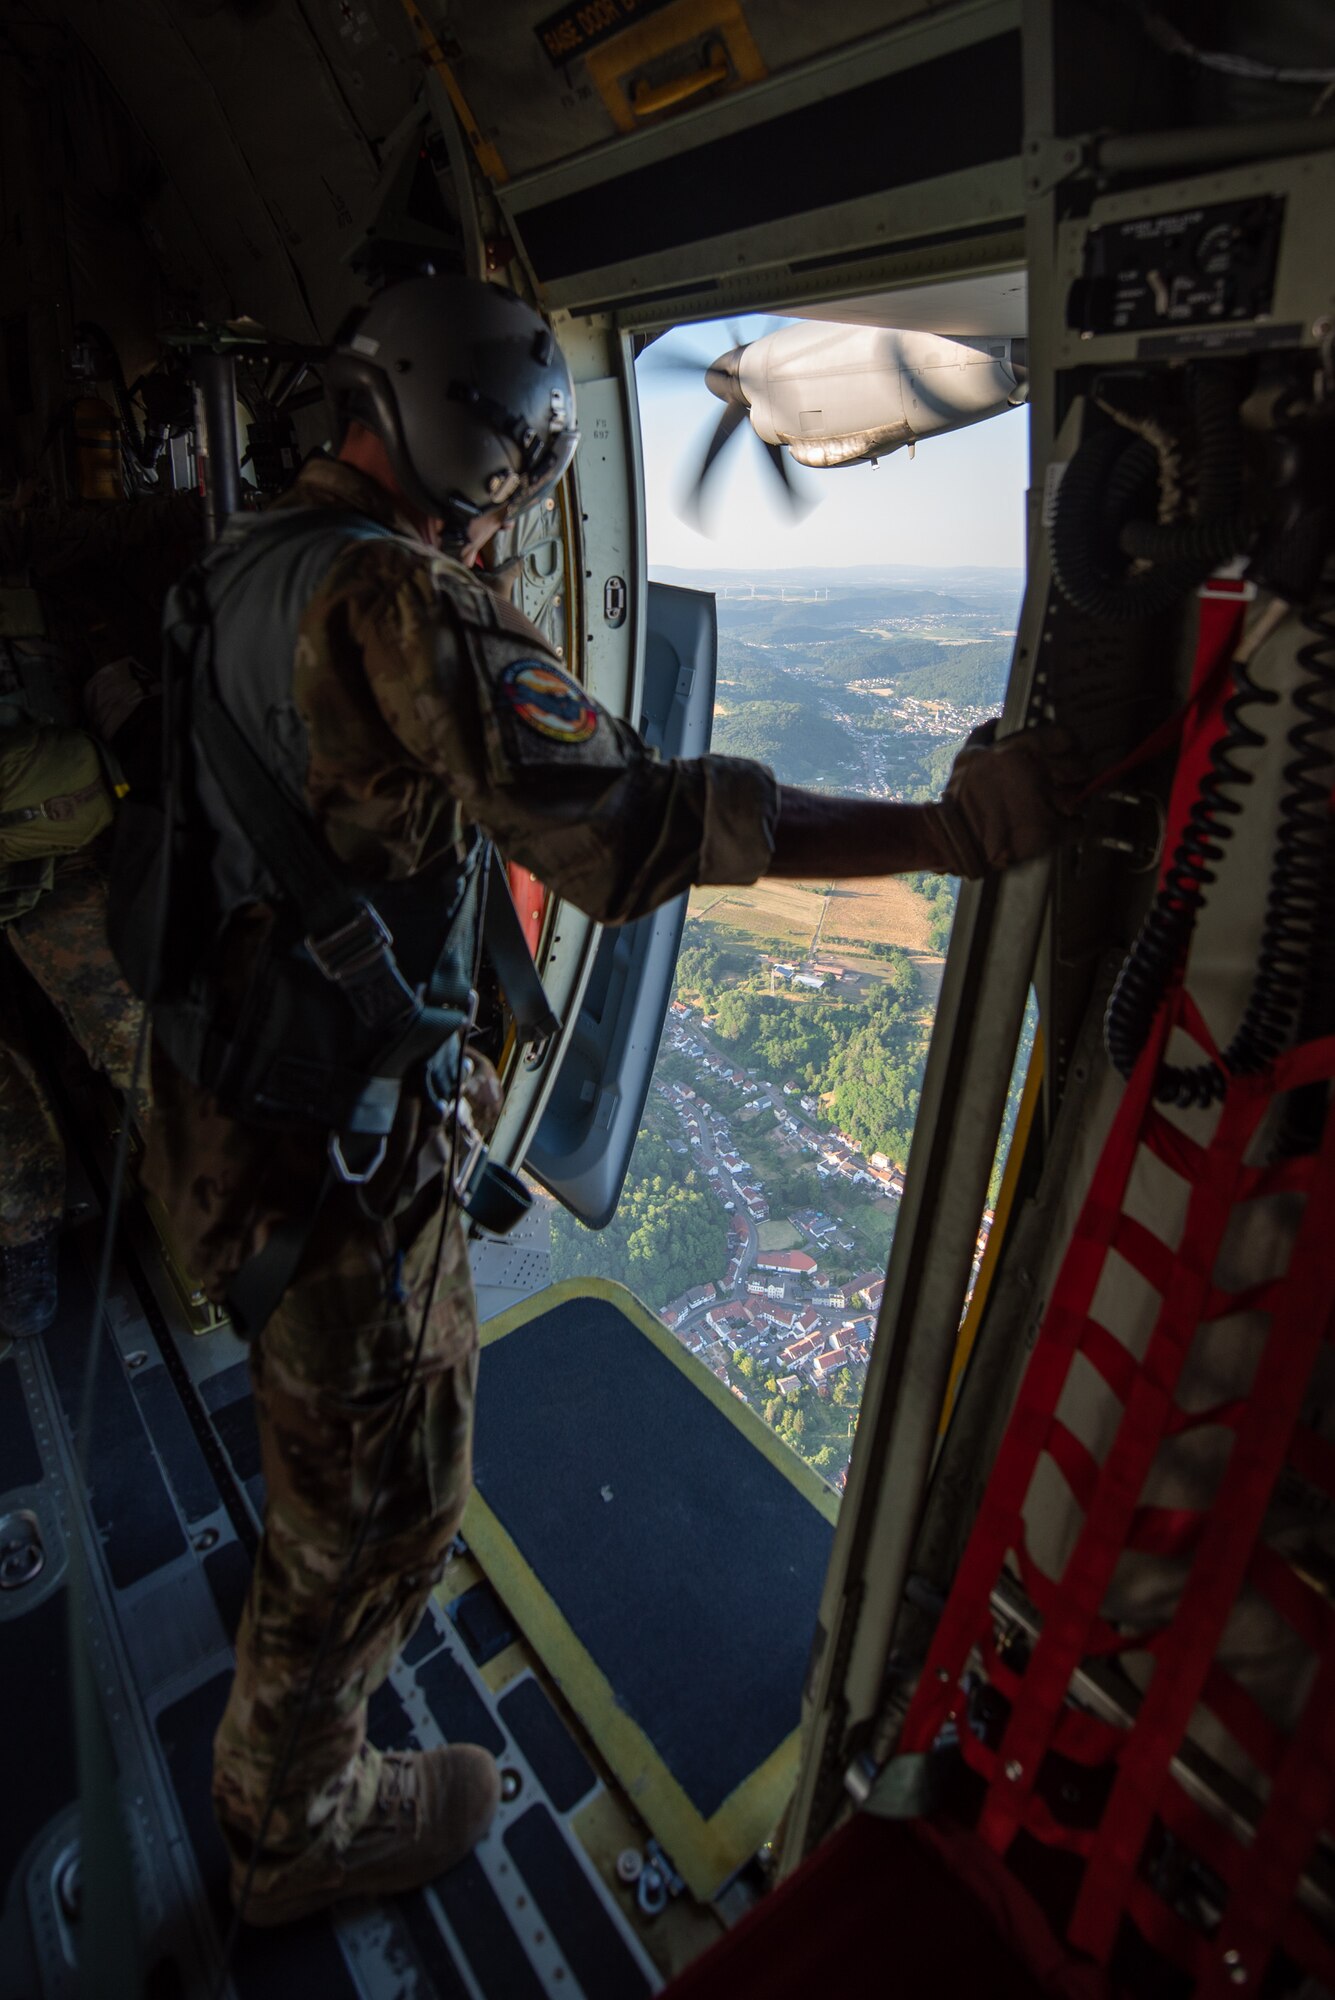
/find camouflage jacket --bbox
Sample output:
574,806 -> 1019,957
146,456 -> 778,1294
275,456 -> 776,916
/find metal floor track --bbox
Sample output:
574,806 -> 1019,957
0,1195 -> 664,2000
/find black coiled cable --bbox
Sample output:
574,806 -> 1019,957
1104,648 -> 1274,1105
1225,595 -> 1335,1078
1105,592 -> 1335,1104
1050,368 -> 1250,623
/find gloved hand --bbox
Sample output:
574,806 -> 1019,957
928,720 -> 1085,877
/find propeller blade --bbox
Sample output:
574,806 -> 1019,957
680,400 -> 749,523
760,439 -> 816,518
636,344 -> 716,377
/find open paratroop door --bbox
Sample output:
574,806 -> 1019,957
525,581 -> 719,1227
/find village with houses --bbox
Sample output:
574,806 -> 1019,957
649,1003 -> 993,1492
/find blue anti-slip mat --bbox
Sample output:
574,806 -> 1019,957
468,1281 -> 837,1899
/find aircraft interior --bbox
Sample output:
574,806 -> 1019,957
2,2 -> 1334,1996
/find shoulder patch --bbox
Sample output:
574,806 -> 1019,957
499,659 -> 597,745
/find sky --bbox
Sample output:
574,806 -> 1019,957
635,315 -> 1030,575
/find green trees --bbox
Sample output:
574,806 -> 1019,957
711,700 -> 851,781
712,990 -> 834,1085
696,952 -> 927,1172
549,1129 -> 728,1311
759,1374 -> 860,1491
908,871 -> 959,953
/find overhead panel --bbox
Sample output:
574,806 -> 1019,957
786,270 -> 1029,338
430,0 -> 951,182
462,0 -> 1023,324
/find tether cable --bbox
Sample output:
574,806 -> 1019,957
68,632 -> 179,1999
212,844 -> 494,1994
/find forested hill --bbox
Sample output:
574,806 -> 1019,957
711,698 -> 853,781
885,640 -> 1011,709
680,567 -> 1021,717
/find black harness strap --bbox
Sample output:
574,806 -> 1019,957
224,1169 -> 336,1339
483,867 -> 562,1045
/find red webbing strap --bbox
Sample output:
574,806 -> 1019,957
1248,1542 -> 1331,1655
1201,1629 -> 1335,1998
1069,1062 -> 1335,1959
1076,584 -> 1249,806
904,587 -> 1247,1753
1157,1778 -> 1252,1892
1049,1702 -> 1123,1769
1080,1319 -> 1139,1402
1141,1109 -> 1210,1184
1198,1663 -> 1287,1779
955,1729 -> 1101,1856
979,1076 -> 1265,1857
898,1017 -> 1165,1755
1125,1879 -> 1206,1980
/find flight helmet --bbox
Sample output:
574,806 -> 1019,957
326,274 -> 579,541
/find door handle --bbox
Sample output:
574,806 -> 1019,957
630,43 -> 729,117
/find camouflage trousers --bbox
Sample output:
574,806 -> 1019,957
0,854 -> 144,1247
212,1187 -> 479,1869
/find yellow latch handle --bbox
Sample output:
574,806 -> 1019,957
630,50 -> 729,117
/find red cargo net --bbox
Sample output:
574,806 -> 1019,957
901,589 -> 1335,1996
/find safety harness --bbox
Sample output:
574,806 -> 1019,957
110,506 -> 551,1330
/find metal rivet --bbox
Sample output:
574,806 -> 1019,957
193,1528 -> 220,1553
57,1849 -> 82,1923
125,1350 -> 148,1371
0,1510 -> 44,1590
1004,1759 -> 1024,1781
936,1666 -> 951,1683
500,1767 -> 523,1802
616,1847 -> 643,1884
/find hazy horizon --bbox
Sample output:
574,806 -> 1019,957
650,560 -> 1026,578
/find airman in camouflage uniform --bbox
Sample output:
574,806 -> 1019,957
141,445 -> 1080,1927
0,853 -> 143,1231
0,490 -> 200,1335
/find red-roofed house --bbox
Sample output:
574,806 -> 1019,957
754,1249 -> 818,1276
780,1331 -> 826,1366
812,1344 -> 848,1383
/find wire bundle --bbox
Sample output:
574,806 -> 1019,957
1105,593 -> 1335,1104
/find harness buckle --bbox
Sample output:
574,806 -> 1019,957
451,1089 -> 487,1204
306,903 -> 393,984
328,1130 -> 389,1185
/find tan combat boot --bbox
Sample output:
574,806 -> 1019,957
232,1743 -> 501,1928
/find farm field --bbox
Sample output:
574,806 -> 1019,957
688,873 -> 933,954
687,873 -> 945,1003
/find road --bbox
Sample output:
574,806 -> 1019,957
684,1088 -> 760,1290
